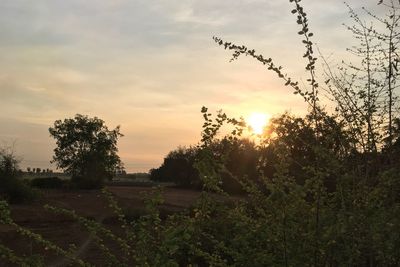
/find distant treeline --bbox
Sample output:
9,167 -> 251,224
25,167 -> 53,174
149,139 -> 257,193
150,113 -> 400,194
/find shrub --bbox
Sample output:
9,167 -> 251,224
150,146 -> 201,188
70,174 -> 104,189
30,177 -> 65,189
150,140 -> 258,194
0,148 -> 37,204
0,178 -> 37,204
1,1 -> 400,266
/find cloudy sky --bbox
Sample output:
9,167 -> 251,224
0,0 -> 383,172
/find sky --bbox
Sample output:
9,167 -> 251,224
0,0 -> 385,172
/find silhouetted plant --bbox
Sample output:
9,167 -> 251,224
49,114 -> 123,189
1,1 -> 400,266
321,1 -> 400,154
0,147 -> 36,204
30,177 -> 65,189
150,146 -> 200,188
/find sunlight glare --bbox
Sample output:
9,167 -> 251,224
247,112 -> 269,135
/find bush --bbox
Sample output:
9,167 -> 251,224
0,148 -> 37,204
150,140 -> 258,194
0,179 -> 37,204
150,146 -> 200,188
70,174 -> 104,189
30,177 -> 65,189
2,1 -> 400,266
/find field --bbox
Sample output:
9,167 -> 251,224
0,185 -> 201,266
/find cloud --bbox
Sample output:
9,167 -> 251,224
0,0 -> 378,171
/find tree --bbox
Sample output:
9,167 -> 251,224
49,114 -> 123,189
150,139 -> 259,193
150,146 -> 200,188
321,1 -> 400,153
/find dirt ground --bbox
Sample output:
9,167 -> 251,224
0,186 -> 202,266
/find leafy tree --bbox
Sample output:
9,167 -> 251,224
2,1 -> 400,266
321,1 -> 400,153
150,146 -> 200,188
150,139 -> 259,193
206,137 -> 259,193
49,114 -> 123,189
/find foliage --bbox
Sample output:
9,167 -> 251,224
321,1 -> 400,152
0,147 -> 37,204
1,0 -> 400,266
150,139 -> 259,194
150,146 -> 200,188
30,177 -> 65,189
49,114 -> 123,189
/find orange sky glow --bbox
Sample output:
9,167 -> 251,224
0,0 -> 380,172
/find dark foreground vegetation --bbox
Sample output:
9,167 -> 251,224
1,0 -> 400,266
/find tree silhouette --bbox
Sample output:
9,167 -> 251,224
49,114 -> 123,189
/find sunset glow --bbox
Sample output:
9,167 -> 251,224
0,0 -> 370,172
247,113 -> 270,135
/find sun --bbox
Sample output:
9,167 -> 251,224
247,112 -> 269,135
